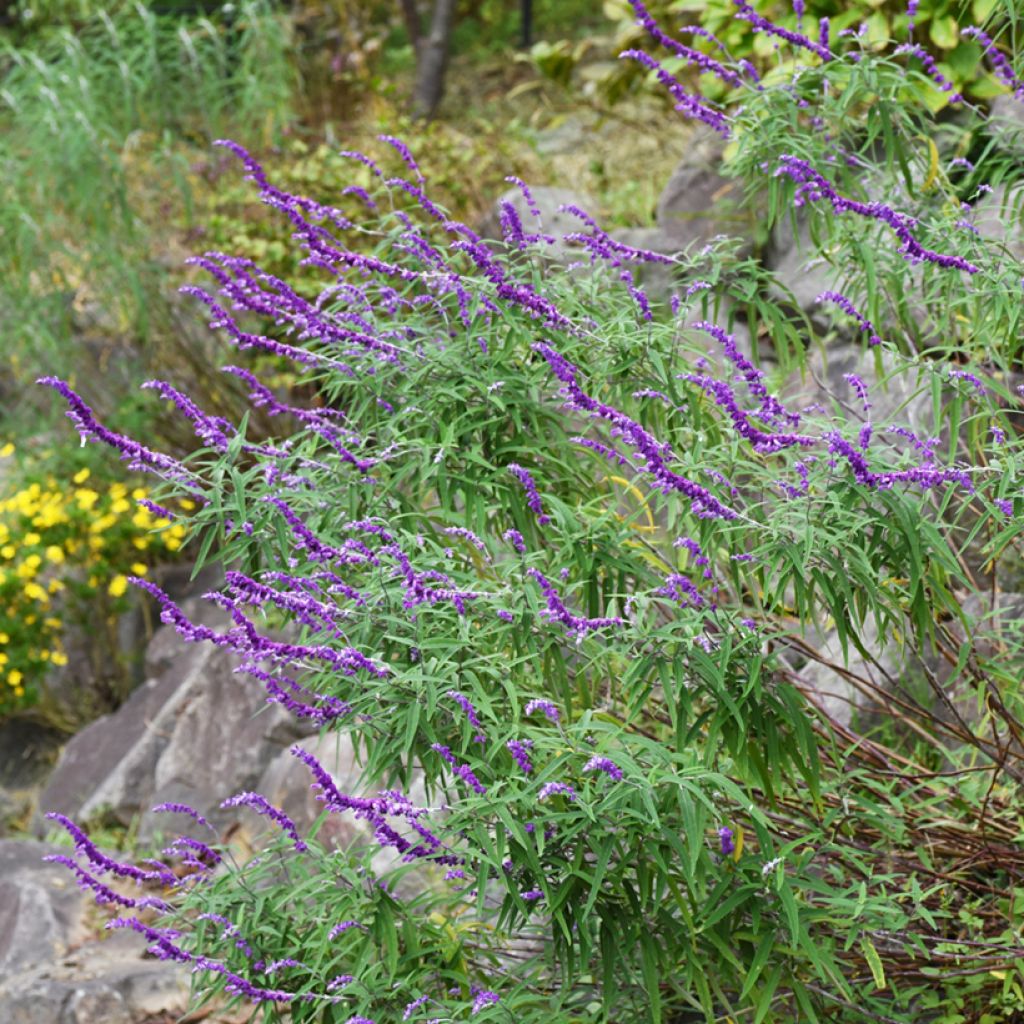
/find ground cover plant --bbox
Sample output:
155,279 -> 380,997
41,2 -> 1024,1021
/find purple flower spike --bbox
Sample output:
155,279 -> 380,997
583,756 -> 623,781
508,463 -> 551,526
507,739 -> 534,775
220,793 -> 307,852
525,698 -> 560,724
777,158 -> 979,273
719,826 -> 735,856
470,989 -> 500,1015
538,781 -> 577,802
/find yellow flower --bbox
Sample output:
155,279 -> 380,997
50,651 -> 68,666
108,574 -> 128,597
165,537 -> 182,552
45,545 -> 65,564
110,483 -> 128,500
130,562 -> 148,575
24,532 -> 41,546
23,582 -> 49,603
0,654 -> 7,666
44,617 -> 61,629
75,488 -> 99,511
48,578 -> 65,593
13,686 -> 24,698
131,488 -> 146,500
7,670 -> 23,686
179,498 -> 196,511
111,498 -> 131,514
132,537 -> 149,551
0,545 -> 14,559
0,632 -> 8,643
0,442 -> 14,458
73,467 -> 90,484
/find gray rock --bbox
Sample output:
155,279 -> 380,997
764,211 -> 837,321
60,985 -> 133,1024
988,94 -> 1024,135
656,126 -> 753,251
0,923 -> 191,1024
0,840 -> 88,977
33,607 -> 310,843
786,341 -> 932,434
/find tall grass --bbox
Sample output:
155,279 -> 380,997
0,0 -> 295,442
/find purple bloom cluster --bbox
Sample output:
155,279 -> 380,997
817,291 -> 883,347
527,568 -> 625,637
776,156 -> 979,273
525,698 -> 560,724
962,27 -> 1024,97
507,463 -> 551,526
619,49 -> 732,137
535,342 -> 737,519
447,690 -> 487,742
733,0 -> 832,62
220,792 -> 307,852
431,743 -> 488,795
583,756 -> 623,781
507,739 -> 534,775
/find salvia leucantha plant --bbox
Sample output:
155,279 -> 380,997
40,2 -> 1024,1022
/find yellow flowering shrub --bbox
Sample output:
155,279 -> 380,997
0,445 -> 188,715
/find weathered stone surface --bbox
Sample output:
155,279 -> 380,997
656,126 -> 753,250
0,917 -> 192,1024
785,341 -> 932,433
764,212 -> 837,321
0,719 -> 65,836
33,603 -> 311,843
0,840 -> 88,976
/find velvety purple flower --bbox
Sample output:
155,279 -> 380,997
507,739 -> 534,775
733,0 -> 832,61
619,49 -> 731,137
508,464 -> 551,525
538,782 -> 577,801
403,996 -> 430,1020
470,988 -> 500,1015
520,889 -> 544,901
996,498 -> 1014,516
948,368 -> 986,395
719,826 -> 735,856
777,159 -> 979,273
628,0 -> 745,87
583,756 -> 623,781
151,802 -> 214,830
843,374 -> 871,414
525,698 -> 560,723
329,920 -> 362,940
432,744 -> 488,795
45,813 -> 178,886
448,690 -> 487,742
527,568 -> 625,636
220,793 -> 307,852
503,528 -> 526,554
962,27 -> 1024,95
534,343 -> 736,519
327,975 -> 355,991
895,44 -> 960,100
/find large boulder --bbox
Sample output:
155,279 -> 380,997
655,126 -> 753,251
33,599 -> 312,844
0,840 -> 88,977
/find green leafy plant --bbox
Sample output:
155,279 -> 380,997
39,5 -> 1024,1024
